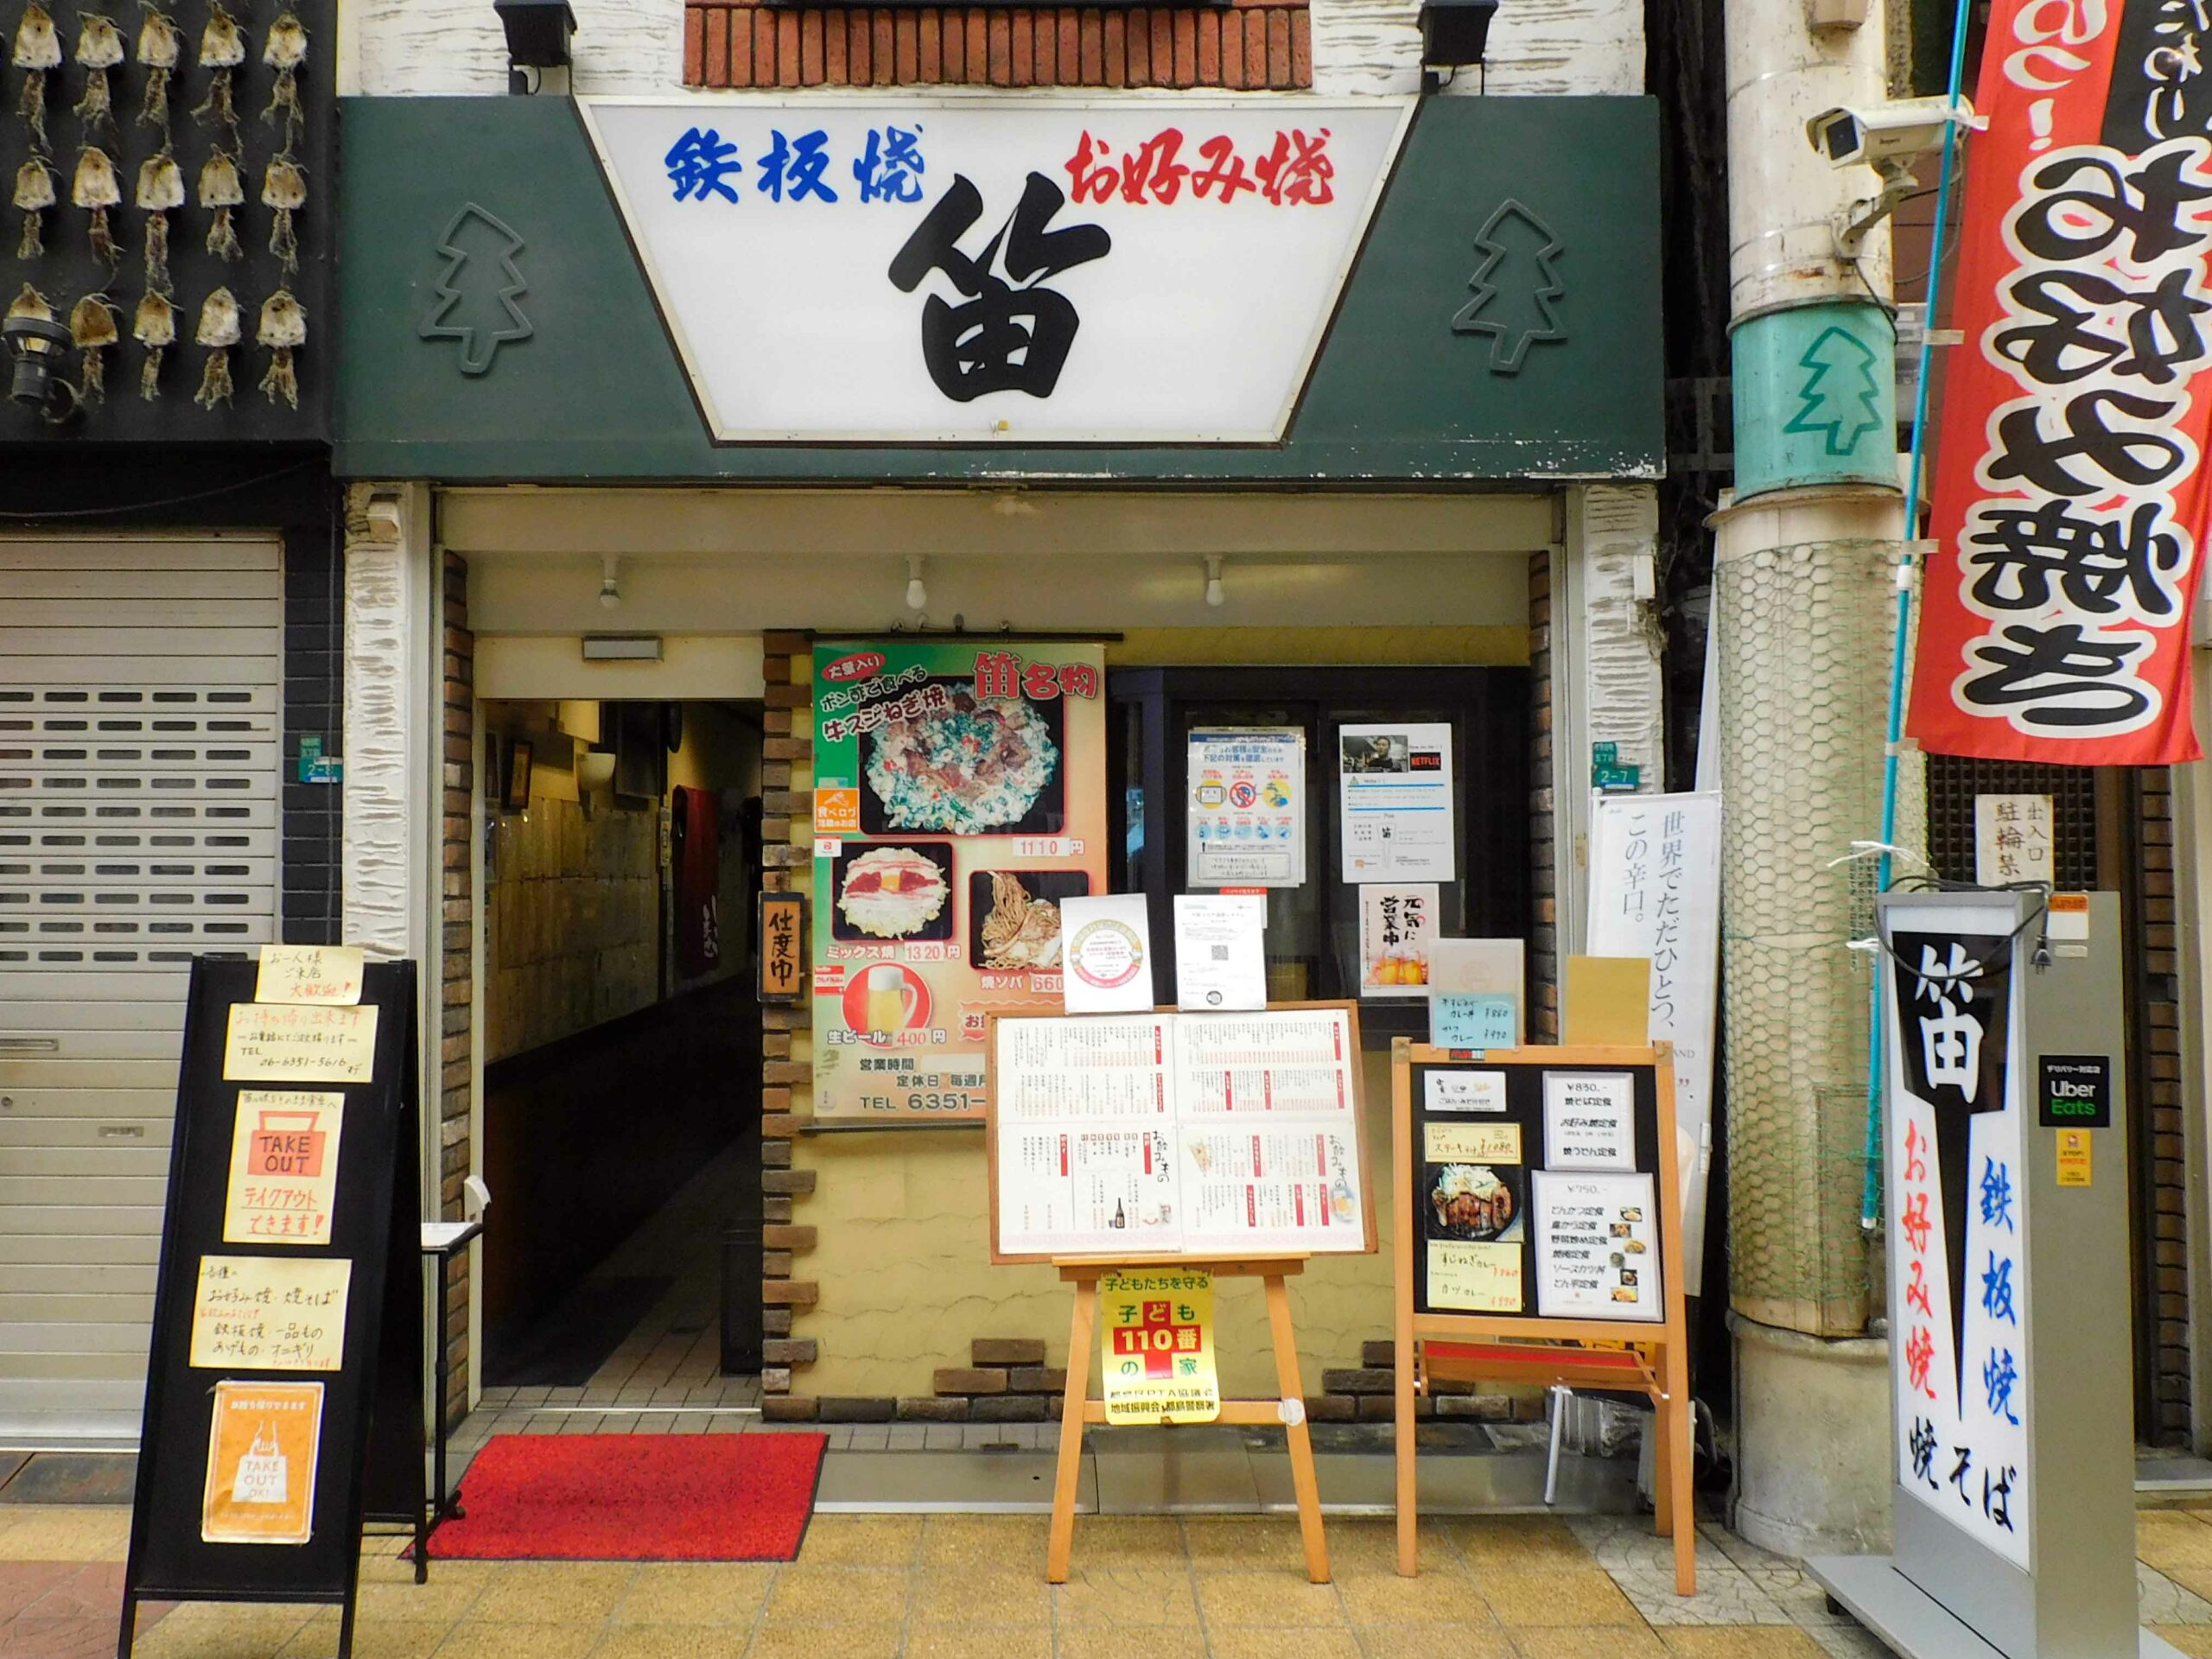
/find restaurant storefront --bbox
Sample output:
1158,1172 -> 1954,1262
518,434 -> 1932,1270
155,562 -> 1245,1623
330,86 -> 1667,1423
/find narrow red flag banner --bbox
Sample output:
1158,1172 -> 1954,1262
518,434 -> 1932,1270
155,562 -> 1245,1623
1909,1 -> 2210,763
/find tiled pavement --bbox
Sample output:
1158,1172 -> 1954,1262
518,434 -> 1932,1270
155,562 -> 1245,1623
12,1500 -> 2212,1659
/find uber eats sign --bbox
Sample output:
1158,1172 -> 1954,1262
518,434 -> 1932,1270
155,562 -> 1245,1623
2037,1055 -> 2110,1129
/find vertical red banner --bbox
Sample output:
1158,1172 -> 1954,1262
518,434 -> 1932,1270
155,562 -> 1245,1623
1908,0 -> 2209,763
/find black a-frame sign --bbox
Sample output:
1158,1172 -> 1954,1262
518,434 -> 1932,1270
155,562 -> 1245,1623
120,957 -> 428,1659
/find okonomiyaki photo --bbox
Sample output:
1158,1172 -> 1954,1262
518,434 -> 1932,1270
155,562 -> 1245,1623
835,843 -> 952,941
864,686 -> 1062,835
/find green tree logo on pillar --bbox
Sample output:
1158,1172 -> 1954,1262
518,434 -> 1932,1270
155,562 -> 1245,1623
1783,325 -> 1884,455
418,203 -> 532,377
1451,199 -> 1567,375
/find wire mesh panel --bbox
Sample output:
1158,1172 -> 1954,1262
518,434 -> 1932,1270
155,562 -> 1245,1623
1716,537 -> 1920,1338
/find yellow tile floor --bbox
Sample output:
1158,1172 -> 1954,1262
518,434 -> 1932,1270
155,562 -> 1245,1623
8,1504 -> 2212,1658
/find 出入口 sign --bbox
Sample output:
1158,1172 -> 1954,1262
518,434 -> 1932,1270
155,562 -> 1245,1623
578,99 -> 1413,442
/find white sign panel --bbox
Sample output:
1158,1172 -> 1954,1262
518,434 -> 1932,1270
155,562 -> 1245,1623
1883,906 -> 2031,1569
1973,793 -> 2054,888
1587,791 -> 1721,1290
1531,1171 -> 1661,1321
580,98 -> 1414,442
1541,1072 -> 1635,1171
1187,728 -> 1305,887
993,1007 -> 1364,1258
1338,722 -> 1455,882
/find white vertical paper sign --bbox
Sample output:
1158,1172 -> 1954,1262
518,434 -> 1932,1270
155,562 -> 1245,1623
1586,791 -> 1720,1292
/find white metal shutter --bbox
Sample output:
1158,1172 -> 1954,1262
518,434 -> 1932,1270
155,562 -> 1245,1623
0,534 -> 282,1445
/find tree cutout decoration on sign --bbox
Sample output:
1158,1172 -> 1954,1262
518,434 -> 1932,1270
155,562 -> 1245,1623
1782,324 -> 1884,458
418,204 -> 532,376
1450,199 -> 1567,376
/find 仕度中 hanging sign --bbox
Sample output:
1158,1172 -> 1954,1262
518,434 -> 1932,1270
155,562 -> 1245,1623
576,99 -> 1413,442
1907,0 -> 2209,764
811,640 -> 1107,1122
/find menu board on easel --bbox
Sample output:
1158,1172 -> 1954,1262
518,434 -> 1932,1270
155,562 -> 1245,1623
1403,1045 -> 1670,1325
120,952 -> 425,1659
985,1002 -> 1374,1263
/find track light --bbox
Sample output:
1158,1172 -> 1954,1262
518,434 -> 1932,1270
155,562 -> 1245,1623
906,556 -> 927,613
598,556 -> 620,611
1205,556 -> 1225,609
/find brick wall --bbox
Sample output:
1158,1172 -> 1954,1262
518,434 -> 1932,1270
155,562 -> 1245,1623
1529,550 -> 1558,1039
439,552 -> 474,1429
760,632 -> 821,1420
683,0 -> 1313,89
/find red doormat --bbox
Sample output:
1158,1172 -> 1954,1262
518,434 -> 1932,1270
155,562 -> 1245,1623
421,1433 -> 828,1561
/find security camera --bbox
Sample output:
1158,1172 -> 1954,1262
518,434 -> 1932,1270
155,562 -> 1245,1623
1806,96 -> 1980,168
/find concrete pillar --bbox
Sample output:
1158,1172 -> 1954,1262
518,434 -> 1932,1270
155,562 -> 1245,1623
1719,0 -> 1912,1554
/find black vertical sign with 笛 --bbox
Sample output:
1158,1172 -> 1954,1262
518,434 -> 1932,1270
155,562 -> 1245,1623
1889,929 -> 2012,1409
120,957 -> 425,1659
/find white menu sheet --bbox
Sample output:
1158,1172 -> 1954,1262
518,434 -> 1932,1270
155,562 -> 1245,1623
1531,1171 -> 1662,1321
992,1007 -> 1366,1259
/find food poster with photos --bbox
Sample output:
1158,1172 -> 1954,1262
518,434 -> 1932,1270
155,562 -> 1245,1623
1883,911 -> 2031,1568
812,641 -> 1108,1122
1404,1053 -> 1665,1323
989,1005 -> 1370,1262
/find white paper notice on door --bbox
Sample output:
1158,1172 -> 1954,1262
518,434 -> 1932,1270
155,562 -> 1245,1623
1338,722 -> 1455,883
1532,1171 -> 1661,1321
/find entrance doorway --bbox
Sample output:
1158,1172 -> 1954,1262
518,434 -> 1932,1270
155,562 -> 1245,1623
475,698 -> 766,1399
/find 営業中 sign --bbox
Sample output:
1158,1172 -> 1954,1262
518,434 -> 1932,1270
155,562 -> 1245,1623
580,99 -> 1414,443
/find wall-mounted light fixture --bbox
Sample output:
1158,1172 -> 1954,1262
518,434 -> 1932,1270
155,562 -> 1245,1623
576,747 -> 616,819
3,313 -> 79,423
598,555 -> 620,610
1417,0 -> 1498,92
906,556 -> 928,613
493,0 -> 576,94
1204,556 -> 1225,610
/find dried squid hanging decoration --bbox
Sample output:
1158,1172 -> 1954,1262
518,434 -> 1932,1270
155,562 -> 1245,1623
73,145 -> 119,267
262,154 -> 303,276
14,156 -> 53,257
68,291 -> 116,399
136,5 -> 178,134
132,286 -> 170,398
255,288 -> 302,408
192,284 -> 238,407
135,149 -> 180,289
193,1 -> 245,144
198,147 -> 240,259
73,14 -> 123,133
262,10 -> 305,150
8,280 -> 52,326
13,4 -> 61,152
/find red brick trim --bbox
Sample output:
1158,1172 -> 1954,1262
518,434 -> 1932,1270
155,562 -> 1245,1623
685,2 -> 1312,88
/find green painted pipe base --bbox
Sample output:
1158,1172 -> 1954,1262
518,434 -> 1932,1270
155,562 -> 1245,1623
1731,301 -> 1900,499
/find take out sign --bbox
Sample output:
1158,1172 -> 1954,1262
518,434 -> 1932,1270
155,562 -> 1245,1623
578,97 -> 1414,442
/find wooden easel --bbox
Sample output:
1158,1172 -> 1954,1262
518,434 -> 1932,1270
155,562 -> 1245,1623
1048,1255 -> 1330,1584
1390,1040 -> 1696,1595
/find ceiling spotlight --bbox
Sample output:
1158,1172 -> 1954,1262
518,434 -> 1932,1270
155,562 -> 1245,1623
906,556 -> 928,613
1205,556 -> 1225,609
598,556 -> 620,610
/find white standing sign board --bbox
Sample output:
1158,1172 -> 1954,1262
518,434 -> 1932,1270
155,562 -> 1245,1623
580,99 -> 1414,442
1587,791 -> 1721,1289
988,1005 -> 1370,1262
